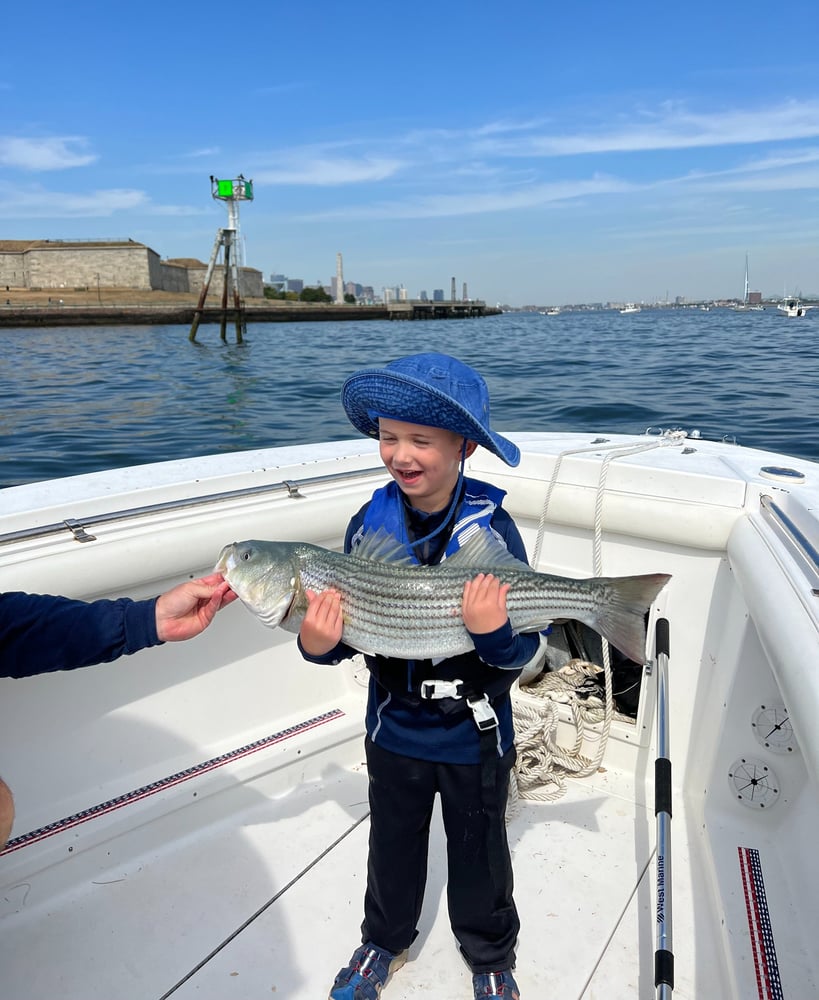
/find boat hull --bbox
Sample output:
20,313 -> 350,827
2,433 -> 818,998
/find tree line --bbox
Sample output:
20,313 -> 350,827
264,286 -> 356,304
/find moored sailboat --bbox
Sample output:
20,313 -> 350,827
733,253 -> 764,311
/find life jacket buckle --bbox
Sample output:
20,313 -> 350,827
420,678 -> 464,700
467,693 -> 499,731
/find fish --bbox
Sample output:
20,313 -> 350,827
215,527 -> 670,665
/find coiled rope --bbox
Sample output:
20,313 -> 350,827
510,432 -> 685,806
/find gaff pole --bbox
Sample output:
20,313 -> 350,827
655,617 -> 673,998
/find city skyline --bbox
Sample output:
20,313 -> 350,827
2,0 -> 819,306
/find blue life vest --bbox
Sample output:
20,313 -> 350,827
353,477 -> 520,716
354,477 -> 506,562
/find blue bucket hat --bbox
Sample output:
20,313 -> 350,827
341,352 -> 520,467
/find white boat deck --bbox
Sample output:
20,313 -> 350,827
0,699 -> 670,999
0,674 -> 734,1000
3,433 -> 819,998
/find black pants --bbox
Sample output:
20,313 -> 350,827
361,737 -> 519,972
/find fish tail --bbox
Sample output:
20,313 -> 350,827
592,573 -> 671,664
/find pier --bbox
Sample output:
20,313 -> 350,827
385,300 -> 493,320
0,294 -> 499,328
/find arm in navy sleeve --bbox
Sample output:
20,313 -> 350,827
468,620 -> 541,669
0,592 -> 161,679
467,509 -> 542,669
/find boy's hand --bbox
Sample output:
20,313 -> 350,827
300,588 -> 344,656
461,573 -> 511,634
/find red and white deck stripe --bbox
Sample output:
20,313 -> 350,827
738,846 -> 783,1000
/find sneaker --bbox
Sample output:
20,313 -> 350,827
472,969 -> 520,998
328,942 -> 408,1000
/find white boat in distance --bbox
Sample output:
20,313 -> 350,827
2,430 -> 819,999
778,298 -> 809,318
619,303 -> 641,314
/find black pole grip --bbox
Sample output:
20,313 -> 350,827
655,949 -> 674,988
655,758 -> 672,817
655,618 -> 670,658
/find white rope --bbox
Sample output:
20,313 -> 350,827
509,660 -> 607,807
531,432 -> 687,569
513,432 -> 685,806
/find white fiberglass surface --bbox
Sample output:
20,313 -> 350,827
2,753 -> 701,1000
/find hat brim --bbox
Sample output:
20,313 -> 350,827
342,368 -> 520,467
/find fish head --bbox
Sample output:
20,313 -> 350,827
215,539 -> 301,629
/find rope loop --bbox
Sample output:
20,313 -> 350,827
516,431 -> 673,806
510,659 -> 610,807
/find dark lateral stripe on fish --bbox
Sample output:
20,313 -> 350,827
217,531 -> 670,665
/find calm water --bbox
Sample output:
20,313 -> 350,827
1,309 -> 816,490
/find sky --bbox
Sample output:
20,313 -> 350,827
2,0 -> 819,307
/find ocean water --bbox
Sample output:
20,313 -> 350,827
1,309 -> 816,490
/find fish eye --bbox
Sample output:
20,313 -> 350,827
241,550 -> 251,561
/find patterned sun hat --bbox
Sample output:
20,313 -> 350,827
341,352 -> 520,467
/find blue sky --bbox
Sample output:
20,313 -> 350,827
3,0 -> 819,306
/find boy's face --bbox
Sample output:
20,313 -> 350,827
378,417 -> 474,513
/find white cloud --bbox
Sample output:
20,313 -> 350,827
298,173 -> 633,221
0,136 -> 97,171
182,146 -> 222,159
691,166 -> 819,193
0,185 -> 199,219
254,156 -> 404,186
467,99 -> 819,158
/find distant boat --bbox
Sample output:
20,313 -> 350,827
733,253 -> 763,311
546,308 -> 560,316
778,298 -> 808,318
620,303 -> 641,314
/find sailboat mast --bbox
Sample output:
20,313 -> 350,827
743,253 -> 749,305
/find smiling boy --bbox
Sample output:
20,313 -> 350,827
298,353 -> 545,1000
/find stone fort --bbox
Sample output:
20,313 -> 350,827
0,238 -> 263,297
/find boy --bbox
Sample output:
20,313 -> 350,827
298,353 -> 544,1000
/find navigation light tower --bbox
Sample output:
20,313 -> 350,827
189,175 -> 254,343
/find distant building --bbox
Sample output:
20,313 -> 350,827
286,278 -> 304,293
432,289 -> 444,301
0,238 -> 263,297
419,290 -> 428,301
749,291 -> 762,304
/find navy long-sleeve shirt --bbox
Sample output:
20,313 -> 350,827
0,592 -> 161,679
299,487 -> 541,764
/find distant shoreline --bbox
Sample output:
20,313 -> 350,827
1,302 -> 390,328
0,293 -> 500,327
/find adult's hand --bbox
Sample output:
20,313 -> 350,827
155,572 -> 236,642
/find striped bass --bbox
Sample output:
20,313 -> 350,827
215,528 -> 670,664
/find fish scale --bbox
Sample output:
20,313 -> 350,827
216,529 -> 670,664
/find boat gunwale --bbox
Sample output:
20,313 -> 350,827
0,465 -> 387,548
